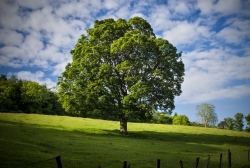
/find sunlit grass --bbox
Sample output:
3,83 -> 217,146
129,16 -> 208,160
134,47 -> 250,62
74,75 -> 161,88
0,113 -> 249,168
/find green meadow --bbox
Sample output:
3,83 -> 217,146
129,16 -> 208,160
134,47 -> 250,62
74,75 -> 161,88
0,113 -> 249,168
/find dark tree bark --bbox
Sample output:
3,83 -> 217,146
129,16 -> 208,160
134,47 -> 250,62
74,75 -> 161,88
120,118 -> 128,134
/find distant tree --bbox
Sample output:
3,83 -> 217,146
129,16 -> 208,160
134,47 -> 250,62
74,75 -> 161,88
173,112 -> 178,117
0,74 -> 65,115
189,121 -> 204,127
21,81 -> 50,113
224,117 -> 234,130
245,113 -> 250,126
20,81 -> 65,115
234,113 -> 244,131
0,75 -> 22,111
217,121 -> 227,129
245,113 -> 250,132
152,112 -> 173,124
172,115 -> 189,126
196,103 -> 218,128
57,17 -> 185,134
0,74 -> 7,81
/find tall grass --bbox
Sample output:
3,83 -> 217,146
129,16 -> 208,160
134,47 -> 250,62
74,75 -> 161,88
0,113 -> 249,168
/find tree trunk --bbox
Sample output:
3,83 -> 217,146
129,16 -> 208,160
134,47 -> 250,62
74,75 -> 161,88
120,118 -> 128,134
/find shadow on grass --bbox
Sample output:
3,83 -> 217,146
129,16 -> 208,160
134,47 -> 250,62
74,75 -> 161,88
100,129 -> 250,147
1,119 -> 250,148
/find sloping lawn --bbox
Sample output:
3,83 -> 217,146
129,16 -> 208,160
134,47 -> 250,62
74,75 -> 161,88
0,113 -> 249,168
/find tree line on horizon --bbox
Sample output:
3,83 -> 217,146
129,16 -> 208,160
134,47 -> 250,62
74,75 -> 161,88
193,103 -> 250,132
1,73 -> 249,132
217,113 -> 250,132
0,74 -> 65,115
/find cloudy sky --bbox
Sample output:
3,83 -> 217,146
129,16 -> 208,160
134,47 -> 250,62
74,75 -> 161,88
0,0 -> 250,124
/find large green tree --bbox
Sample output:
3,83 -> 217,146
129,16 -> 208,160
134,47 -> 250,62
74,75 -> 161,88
57,17 -> 185,133
196,103 -> 218,128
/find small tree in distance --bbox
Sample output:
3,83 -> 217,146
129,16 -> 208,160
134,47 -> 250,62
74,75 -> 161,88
217,121 -> 227,129
245,113 -> 250,132
196,103 -> 218,128
234,113 -> 244,131
172,115 -> 189,126
152,112 -> 173,124
224,117 -> 234,130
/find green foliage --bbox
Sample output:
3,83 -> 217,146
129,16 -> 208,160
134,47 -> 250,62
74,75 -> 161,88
217,121 -> 227,129
224,117 -> 235,130
0,74 -> 65,115
245,113 -> 250,132
152,112 -> 172,124
172,115 -> 190,126
57,17 -> 185,124
245,113 -> 250,126
196,103 -> 218,128
234,113 -> 244,131
0,75 -> 22,111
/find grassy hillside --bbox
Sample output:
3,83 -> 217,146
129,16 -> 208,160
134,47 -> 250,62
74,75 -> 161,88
0,113 -> 249,168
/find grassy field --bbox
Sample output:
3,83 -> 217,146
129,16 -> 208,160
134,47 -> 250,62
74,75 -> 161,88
0,113 -> 249,168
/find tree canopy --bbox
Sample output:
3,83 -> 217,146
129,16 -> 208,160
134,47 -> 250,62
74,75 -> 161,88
196,103 -> 218,128
57,17 -> 185,133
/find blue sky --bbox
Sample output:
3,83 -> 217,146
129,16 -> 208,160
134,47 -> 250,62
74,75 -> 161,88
0,0 -> 250,125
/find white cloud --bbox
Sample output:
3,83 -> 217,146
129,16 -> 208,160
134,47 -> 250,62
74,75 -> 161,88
52,60 -> 72,76
103,0 -> 124,10
0,0 -> 85,74
17,0 -> 49,9
197,0 -> 241,15
162,20 -> 211,46
196,0 -> 213,14
10,71 -> 56,88
0,29 -> 23,46
177,48 -> 250,104
214,0 -> 241,14
130,13 -> 146,19
178,84 -> 250,104
216,19 -> 250,44
55,1 -> 95,20
148,5 -> 171,32
0,46 -> 24,68
114,3 -> 130,19
168,0 -> 193,14
0,1 -> 23,30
